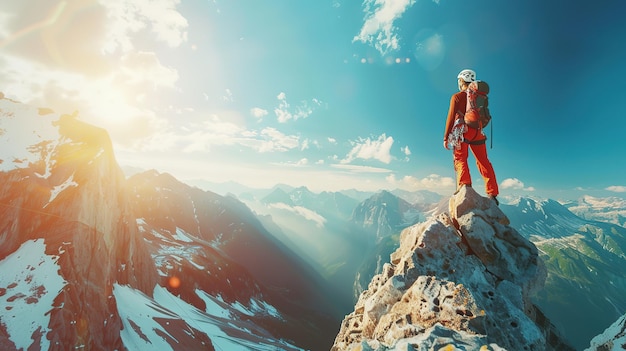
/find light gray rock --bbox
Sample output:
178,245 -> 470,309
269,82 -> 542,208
585,313 -> 626,351
332,186 -> 572,351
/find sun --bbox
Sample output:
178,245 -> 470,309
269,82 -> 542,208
78,76 -> 154,134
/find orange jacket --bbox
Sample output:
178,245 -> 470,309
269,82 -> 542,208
443,91 -> 486,143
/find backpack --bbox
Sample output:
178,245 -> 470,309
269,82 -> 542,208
463,81 -> 491,129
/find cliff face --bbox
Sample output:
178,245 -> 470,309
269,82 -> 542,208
332,186 -> 574,350
0,109 -> 158,350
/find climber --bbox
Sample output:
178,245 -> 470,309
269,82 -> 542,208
443,69 -> 499,205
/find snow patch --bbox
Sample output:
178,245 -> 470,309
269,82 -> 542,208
566,195 -> 626,228
113,284 -> 302,351
0,100 -> 60,174
44,173 -> 78,207
196,290 -> 282,320
195,291 -> 231,319
0,239 -> 67,351
172,227 -> 194,242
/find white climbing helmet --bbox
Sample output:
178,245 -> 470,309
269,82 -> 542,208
457,69 -> 477,83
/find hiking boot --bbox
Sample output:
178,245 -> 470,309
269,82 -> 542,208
488,195 -> 499,206
454,184 -> 471,195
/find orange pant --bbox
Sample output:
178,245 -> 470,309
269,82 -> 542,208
453,135 -> 499,196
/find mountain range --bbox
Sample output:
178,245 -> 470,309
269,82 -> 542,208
563,195 -> 626,228
500,197 -> 626,349
1,95 -> 625,350
0,97 -> 337,350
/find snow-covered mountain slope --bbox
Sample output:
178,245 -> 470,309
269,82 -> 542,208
502,197 -> 588,239
127,170 -> 342,334
563,195 -> 626,228
113,284 -> 304,351
0,240 -> 66,351
0,97 -> 338,350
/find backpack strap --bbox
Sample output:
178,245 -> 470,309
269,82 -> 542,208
463,138 -> 486,145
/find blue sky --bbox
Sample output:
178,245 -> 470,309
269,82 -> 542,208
1,0 -> 625,201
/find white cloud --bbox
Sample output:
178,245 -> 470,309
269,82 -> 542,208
269,203 -> 326,228
221,88 -> 233,102
274,92 -> 322,123
100,0 -> 188,54
272,158 -> 310,167
0,12 -> 11,39
401,145 -> 411,161
419,174 -> 455,188
275,92 -> 291,122
606,185 -> 626,193
342,134 -> 394,164
258,127 -> 300,152
353,0 -> 416,55
301,139 -> 310,151
328,137 -> 337,144
128,115 -> 303,155
501,178 -> 535,191
401,145 -> 411,156
331,164 -> 391,174
181,116 -> 245,152
117,51 -> 179,89
387,173 -> 454,191
250,107 -> 268,119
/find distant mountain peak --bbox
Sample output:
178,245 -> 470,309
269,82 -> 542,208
564,195 -> 626,228
261,187 -> 293,205
293,185 -> 311,192
351,190 -> 424,241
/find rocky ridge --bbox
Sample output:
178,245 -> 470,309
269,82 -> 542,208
332,186 -> 573,350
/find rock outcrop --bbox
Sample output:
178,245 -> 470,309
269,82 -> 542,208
332,186 -> 573,350
585,313 -> 626,351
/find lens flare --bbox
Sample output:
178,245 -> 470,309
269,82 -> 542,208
168,276 -> 181,289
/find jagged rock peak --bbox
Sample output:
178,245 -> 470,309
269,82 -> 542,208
331,186 -> 573,351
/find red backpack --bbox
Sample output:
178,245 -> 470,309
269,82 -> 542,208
463,81 -> 491,129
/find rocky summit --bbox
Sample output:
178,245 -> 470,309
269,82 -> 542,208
331,186 -> 574,351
